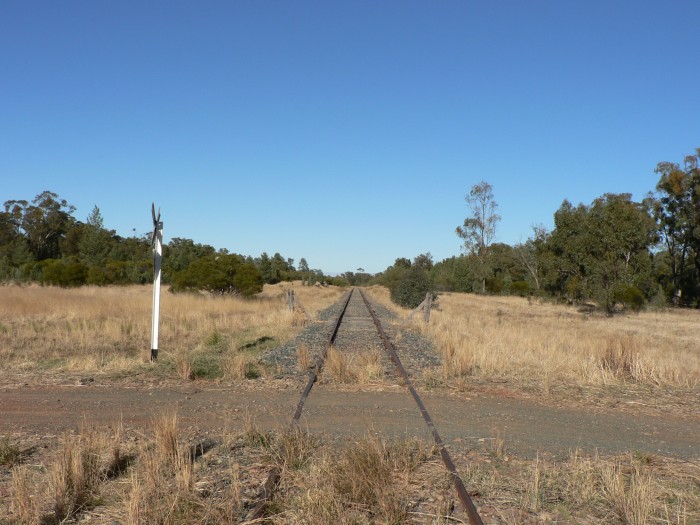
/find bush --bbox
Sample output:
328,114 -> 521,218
612,283 -> 646,312
40,258 -> 88,287
510,280 -> 530,297
172,254 -> 263,297
390,268 -> 433,308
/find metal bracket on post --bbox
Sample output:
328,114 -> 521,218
150,204 -> 163,362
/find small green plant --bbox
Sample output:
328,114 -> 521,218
190,354 -> 223,379
204,331 -> 224,348
0,435 -> 21,466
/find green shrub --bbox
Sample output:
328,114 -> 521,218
390,268 -> 433,309
510,280 -> 530,297
612,283 -> 646,312
172,254 -> 263,297
40,258 -> 88,287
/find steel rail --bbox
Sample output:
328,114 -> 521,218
248,287 -> 354,520
358,288 -> 485,525
292,287 -> 354,422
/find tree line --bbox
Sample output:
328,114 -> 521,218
377,148 -> 700,313
3,148 -> 699,309
0,192 -> 332,296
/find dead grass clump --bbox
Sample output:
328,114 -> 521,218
598,335 -> 657,384
10,465 -> 40,524
291,310 -> 308,327
296,343 -> 310,372
600,461 -> 654,525
324,346 -> 356,383
127,413 -> 201,524
267,425 -> 318,472
355,350 -> 384,383
49,427 -> 107,522
173,351 -> 195,380
327,435 -> 428,523
222,353 -> 250,379
153,411 -> 180,468
279,435 -> 430,524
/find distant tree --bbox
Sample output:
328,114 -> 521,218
648,149 -> 700,304
430,255 -> 475,292
547,193 -> 656,314
4,191 -> 75,261
79,206 -> 113,267
0,203 -> 33,279
512,225 -> 549,292
163,238 -> 215,278
271,252 -> 289,282
456,181 -> 500,293
394,257 -> 411,269
412,252 -> 433,271
378,257 -> 412,294
298,258 -> 309,272
255,252 -> 274,283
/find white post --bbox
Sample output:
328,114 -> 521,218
151,219 -> 163,362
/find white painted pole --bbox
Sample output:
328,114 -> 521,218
151,220 -> 163,362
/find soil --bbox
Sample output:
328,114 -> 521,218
0,374 -> 697,461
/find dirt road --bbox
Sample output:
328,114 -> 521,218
1,378 -> 697,459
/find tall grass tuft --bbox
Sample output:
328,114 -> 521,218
49,427 -> 106,522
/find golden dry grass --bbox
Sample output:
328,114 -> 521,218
3,416 -> 699,524
0,282 -> 343,377
365,287 -> 700,391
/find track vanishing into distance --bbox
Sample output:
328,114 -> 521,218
251,288 -> 485,525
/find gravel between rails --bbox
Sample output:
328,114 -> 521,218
261,288 -> 441,382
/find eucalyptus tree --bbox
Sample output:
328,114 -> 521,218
456,181 -> 500,293
548,194 -> 656,314
648,149 -> 700,304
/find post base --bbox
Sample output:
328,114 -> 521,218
151,349 -> 158,362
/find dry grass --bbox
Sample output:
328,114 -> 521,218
0,282 -> 343,378
3,417 -> 698,524
323,346 -> 385,384
366,287 -> 700,391
324,345 -> 355,383
276,434 -> 432,525
296,342 -> 310,372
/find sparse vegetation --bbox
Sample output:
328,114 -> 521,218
0,282 -> 343,377
367,286 -> 700,398
0,436 -> 20,466
2,418 -> 697,524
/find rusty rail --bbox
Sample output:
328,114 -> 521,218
251,287 -> 483,524
248,288 -> 354,520
292,288 -> 353,422
358,288 -> 484,525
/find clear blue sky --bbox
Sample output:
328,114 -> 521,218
2,1 -> 698,274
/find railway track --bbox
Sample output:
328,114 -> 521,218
252,287 -> 484,524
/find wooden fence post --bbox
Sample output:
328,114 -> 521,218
423,292 -> 432,324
